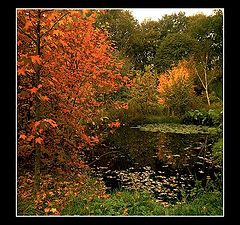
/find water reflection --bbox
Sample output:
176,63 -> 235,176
85,126 -> 219,204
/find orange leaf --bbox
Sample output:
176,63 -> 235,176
27,135 -> 35,141
60,40 -> 68,47
121,102 -> 128,110
46,119 -> 58,128
35,137 -> 43,144
81,133 -> 91,143
17,40 -> 22,46
31,55 -> 41,64
29,87 -> 38,94
39,128 -> 44,133
40,95 -> 50,102
108,121 -> 121,128
91,136 -> 99,144
19,134 -> 27,140
48,80 -> 54,86
63,109 -> 70,113
43,119 -> 58,128
18,67 -> 26,76
53,30 -> 64,36
24,21 -> 32,30
44,208 -> 50,213
34,121 -> 41,130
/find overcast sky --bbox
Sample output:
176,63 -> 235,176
126,8 -> 222,23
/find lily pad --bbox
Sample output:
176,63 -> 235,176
138,123 -> 220,135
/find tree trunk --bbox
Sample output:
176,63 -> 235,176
195,54 -> 211,107
33,143 -> 41,195
205,87 -> 211,106
203,59 -> 211,106
33,10 -> 42,195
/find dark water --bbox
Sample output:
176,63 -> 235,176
85,126 -> 220,204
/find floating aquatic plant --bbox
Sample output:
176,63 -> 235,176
138,123 -> 220,135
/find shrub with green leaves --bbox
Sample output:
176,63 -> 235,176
212,137 -> 223,167
62,187 -> 223,216
182,109 -> 223,127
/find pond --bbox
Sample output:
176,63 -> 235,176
85,125 -> 221,205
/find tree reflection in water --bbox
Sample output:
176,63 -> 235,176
86,126 -> 219,204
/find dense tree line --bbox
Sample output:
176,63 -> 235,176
95,9 -> 223,102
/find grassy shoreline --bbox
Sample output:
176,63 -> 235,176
62,188 -> 223,216
17,170 -> 223,216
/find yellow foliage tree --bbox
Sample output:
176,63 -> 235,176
157,59 -> 196,116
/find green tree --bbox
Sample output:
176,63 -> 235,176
130,12 -> 188,71
129,19 -> 161,70
157,12 -> 188,40
129,65 -> 159,115
95,10 -> 139,63
154,32 -> 197,73
187,10 -> 223,105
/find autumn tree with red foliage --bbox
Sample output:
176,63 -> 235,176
17,9 -> 130,192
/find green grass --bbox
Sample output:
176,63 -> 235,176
17,198 -> 43,215
62,190 -> 164,216
169,190 -> 223,215
61,188 -> 223,216
212,137 -> 223,167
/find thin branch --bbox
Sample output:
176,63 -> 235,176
40,11 -> 70,39
208,73 -> 217,85
87,151 -> 120,166
17,26 -> 37,44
